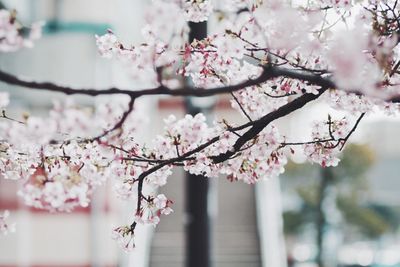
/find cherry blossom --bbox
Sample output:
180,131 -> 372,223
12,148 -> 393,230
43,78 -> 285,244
95,31 -> 118,59
1,0 -> 400,251
216,0 -> 255,12
0,9 -> 42,52
327,28 -> 381,94
0,210 -> 15,236
18,166 -> 92,212
135,194 -> 173,226
302,117 -> 353,167
112,225 -> 135,252
0,92 -> 9,108
183,0 -> 213,23
321,0 -> 353,9
221,125 -> 287,184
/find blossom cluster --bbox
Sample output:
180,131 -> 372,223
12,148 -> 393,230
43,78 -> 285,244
0,97 -> 141,210
112,225 -> 135,252
150,114 -> 287,184
220,125 -> 287,184
303,117 -> 352,167
2,0 -> 400,251
0,9 -> 42,52
0,210 -> 15,236
320,0 -> 353,9
135,194 -> 173,225
183,0 -> 213,22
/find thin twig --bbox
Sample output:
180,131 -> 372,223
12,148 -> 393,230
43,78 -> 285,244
230,92 -> 253,122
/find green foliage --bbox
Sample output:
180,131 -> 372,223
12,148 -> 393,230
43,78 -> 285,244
333,144 -> 375,183
297,187 -> 318,208
337,196 -> 390,238
282,144 -> 397,240
283,211 -> 305,235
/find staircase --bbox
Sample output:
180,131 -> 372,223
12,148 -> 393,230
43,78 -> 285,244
149,169 -> 261,267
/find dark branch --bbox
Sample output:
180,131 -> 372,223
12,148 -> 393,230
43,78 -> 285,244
280,112 -> 366,151
230,92 -> 253,122
212,88 -> 328,163
338,112 -> 365,150
0,66 -> 335,99
90,96 -> 135,142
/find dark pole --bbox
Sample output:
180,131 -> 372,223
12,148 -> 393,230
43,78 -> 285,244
316,167 -> 334,267
185,21 -> 211,267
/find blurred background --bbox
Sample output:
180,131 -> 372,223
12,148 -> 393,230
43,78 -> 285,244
0,1 -> 399,267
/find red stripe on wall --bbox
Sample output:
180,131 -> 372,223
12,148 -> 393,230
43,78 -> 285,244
28,205 -> 91,214
0,199 -> 19,210
158,98 -> 232,110
1,200 -> 111,214
0,201 -> 116,215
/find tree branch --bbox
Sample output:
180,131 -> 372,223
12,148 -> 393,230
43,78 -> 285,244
0,66 -> 335,99
280,112 -> 366,151
90,96 -> 135,142
212,88 -> 328,163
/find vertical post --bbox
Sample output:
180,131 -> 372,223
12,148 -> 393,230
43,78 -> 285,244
316,167 -> 334,267
185,21 -> 211,267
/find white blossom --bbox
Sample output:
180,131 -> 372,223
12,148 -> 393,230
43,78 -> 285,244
0,210 -> 16,236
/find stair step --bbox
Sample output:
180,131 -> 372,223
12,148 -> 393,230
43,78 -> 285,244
149,173 -> 261,267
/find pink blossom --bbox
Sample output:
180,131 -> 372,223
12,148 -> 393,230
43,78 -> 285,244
0,210 -> 16,235
95,31 -> 118,58
2,0 -> 400,252
112,225 -> 135,252
0,92 -> 9,108
0,10 -> 42,52
183,0 -> 213,22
